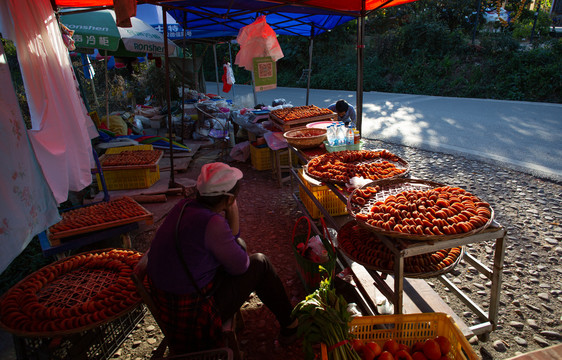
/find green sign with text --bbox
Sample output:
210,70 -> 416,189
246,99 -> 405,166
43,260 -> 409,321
253,57 -> 277,92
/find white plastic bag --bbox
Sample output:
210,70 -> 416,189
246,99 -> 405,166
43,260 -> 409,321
230,141 -> 250,162
305,235 -> 329,263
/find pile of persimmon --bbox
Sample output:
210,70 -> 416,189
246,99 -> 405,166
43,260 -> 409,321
351,185 -> 492,237
49,197 -> 148,235
101,149 -> 162,166
0,249 -> 142,334
351,337 -> 452,360
270,105 -> 333,122
306,150 -> 407,183
338,221 -> 462,273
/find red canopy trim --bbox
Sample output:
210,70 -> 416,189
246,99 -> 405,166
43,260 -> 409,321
55,0 -> 419,12
55,0 -> 114,6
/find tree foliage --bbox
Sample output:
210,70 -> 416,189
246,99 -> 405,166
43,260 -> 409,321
201,0 -> 560,103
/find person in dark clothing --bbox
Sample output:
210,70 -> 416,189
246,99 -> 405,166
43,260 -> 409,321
147,162 -> 297,352
328,99 -> 357,126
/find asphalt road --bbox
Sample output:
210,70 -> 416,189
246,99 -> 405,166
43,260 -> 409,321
206,81 -> 562,182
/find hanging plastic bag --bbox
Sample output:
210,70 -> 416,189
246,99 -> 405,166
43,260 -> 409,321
222,62 -> 235,93
234,15 -> 284,71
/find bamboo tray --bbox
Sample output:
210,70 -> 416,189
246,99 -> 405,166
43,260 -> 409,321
347,178 -> 494,242
337,220 -> 465,279
48,197 -> 153,241
0,248 -> 143,337
96,149 -> 163,171
304,149 -> 410,185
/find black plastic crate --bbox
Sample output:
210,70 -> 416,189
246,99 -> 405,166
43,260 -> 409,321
13,304 -> 146,360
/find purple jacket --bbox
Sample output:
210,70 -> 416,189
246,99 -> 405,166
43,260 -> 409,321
147,199 -> 249,295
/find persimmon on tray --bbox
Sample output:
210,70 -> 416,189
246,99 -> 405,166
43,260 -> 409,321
97,149 -> 163,171
305,149 -> 410,184
48,197 -> 153,240
337,220 -> 464,278
347,178 -> 494,241
0,249 -> 142,336
270,105 -> 334,122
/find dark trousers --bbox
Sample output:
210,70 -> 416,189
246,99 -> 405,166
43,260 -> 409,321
213,252 -> 294,328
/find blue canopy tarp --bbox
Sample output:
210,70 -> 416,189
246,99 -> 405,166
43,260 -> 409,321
136,4 -> 234,39
166,6 -> 354,37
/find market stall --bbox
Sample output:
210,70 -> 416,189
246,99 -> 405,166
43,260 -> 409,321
285,136 -> 508,341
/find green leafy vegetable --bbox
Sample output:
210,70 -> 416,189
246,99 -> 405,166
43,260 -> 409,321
292,266 -> 361,360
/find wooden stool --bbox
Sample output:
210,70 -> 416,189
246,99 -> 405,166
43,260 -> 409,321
270,148 -> 291,187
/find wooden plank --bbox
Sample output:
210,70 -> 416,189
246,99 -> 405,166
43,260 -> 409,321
129,194 -> 167,204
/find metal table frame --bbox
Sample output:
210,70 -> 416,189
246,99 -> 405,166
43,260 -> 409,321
287,145 -> 507,338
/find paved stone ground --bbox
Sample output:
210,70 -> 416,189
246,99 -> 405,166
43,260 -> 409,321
361,140 -> 562,359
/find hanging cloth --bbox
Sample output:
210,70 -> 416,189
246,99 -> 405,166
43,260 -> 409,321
114,0 -> 137,27
0,40 -> 61,274
234,15 -> 284,71
0,0 -> 98,204
222,62 -> 235,93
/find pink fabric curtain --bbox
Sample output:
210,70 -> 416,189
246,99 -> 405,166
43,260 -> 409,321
0,40 -> 61,273
0,0 -> 98,204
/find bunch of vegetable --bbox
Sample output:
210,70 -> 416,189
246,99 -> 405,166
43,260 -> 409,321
292,267 -> 361,360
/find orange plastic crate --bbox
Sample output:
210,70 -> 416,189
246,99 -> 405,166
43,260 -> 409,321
298,170 -> 348,219
321,313 -> 478,360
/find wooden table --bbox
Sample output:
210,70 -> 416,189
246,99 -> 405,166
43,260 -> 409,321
288,145 -> 507,339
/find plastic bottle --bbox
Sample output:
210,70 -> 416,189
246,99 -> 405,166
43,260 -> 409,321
346,124 -> 354,146
354,129 -> 361,144
336,123 -> 345,146
326,125 -> 335,146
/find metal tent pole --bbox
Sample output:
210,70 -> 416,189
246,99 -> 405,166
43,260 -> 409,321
472,0 -> 482,44
356,3 -> 366,133
213,43 -> 220,95
306,25 -> 314,106
251,71 -> 258,107
530,0 -> 542,44
105,50 -> 109,128
180,13 -> 187,142
228,41 -> 235,99
162,6 -> 176,187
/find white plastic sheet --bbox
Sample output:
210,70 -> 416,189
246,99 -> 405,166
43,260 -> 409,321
234,15 -> 284,71
0,40 -> 60,274
0,0 -> 98,204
